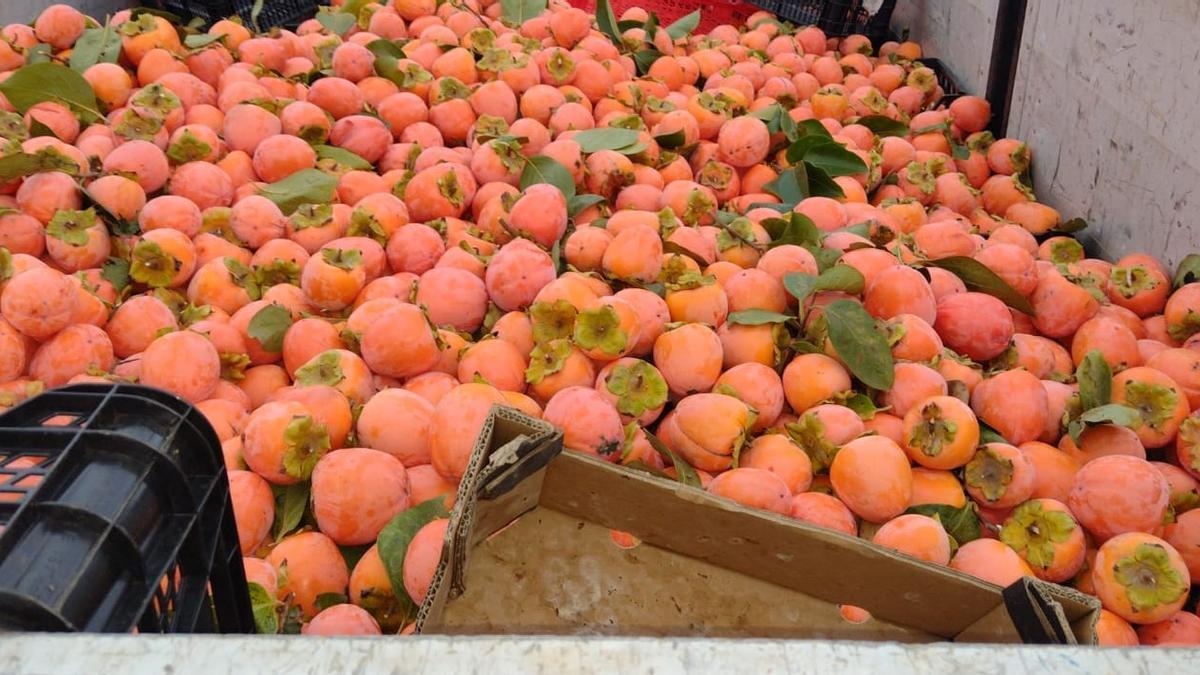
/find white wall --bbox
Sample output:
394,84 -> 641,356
1009,0 -> 1200,267
890,0 -> 999,96
892,0 -> 1200,268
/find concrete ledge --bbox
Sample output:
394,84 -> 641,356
0,635 -> 1192,674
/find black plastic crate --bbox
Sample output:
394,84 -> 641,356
920,58 -> 965,104
753,0 -> 897,44
0,384 -> 253,633
153,0 -> 317,30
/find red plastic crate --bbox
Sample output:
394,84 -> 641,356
568,0 -> 757,34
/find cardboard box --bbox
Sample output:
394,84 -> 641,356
417,407 -> 1099,644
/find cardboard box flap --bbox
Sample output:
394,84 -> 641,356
419,409 -> 1099,644
416,407 -> 562,633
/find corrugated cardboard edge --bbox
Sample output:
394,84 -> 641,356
416,406 -> 563,633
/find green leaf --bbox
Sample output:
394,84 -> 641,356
184,33 -> 226,49
797,119 -> 833,139
804,164 -> 845,199
315,592 -> 349,612
824,300 -> 894,389
596,0 -> 622,44
1054,217 -> 1088,234
248,304 -> 294,353
270,482 -> 310,543
727,309 -> 792,326
314,144 -> 372,170
979,423 -> 1007,445
0,63 -> 103,123
654,128 -> 686,149
643,428 -> 701,488
0,149 -> 79,181
340,0 -> 374,15
783,265 -> 865,306
1078,403 -> 1141,428
804,143 -> 868,177
101,258 -> 131,291
316,11 -> 356,36
248,582 -> 279,634
926,256 -> 1035,315
520,155 -> 576,200
1076,349 -> 1112,412
855,115 -> 910,137
905,502 -> 982,547
842,392 -> 879,420
763,167 -> 807,205
633,49 -> 663,76
377,497 -> 451,611
1173,254 -> 1200,289
259,169 -> 338,215
567,194 -> 604,217
664,10 -> 701,40
366,38 -> 405,59
24,44 -> 52,65
501,0 -> 548,26
69,26 -> 122,72
785,135 -> 832,165
763,212 -> 821,249
571,127 -> 641,153
131,7 -> 182,23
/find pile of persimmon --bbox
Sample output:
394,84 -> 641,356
0,0 -> 1198,644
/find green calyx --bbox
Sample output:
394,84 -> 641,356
167,129 -> 213,165
347,208 -> 388,245
0,111 -> 29,142
697,160 -> 734,192
1049,238 -> 1084,264
907,401 -> 958,458
1112,543 -> 1189,614
113,107 -> 164,142
321,247 -> 363,272
281,415 -> 331,480
295,350 -> 345,387
786,412 -> 837,474
131,83 -> 182,115
490,138 -> 526,174
1123,380 -> 1176,431
1168,310 -> 1200,343
525,338 -> 573,384
903,160 -> 937,195
254,260 -> 301,289
436,170 -> 465,208
1179,417 -> 1200,474
683,190 -> 717,228
224,258 -> 262,300
472,115 -> 510,142
46,208 -> 97,246
573,305 -> 627,357
434,77 -> 470,103
220,351 -> 251,381
291,203 -> 334,231
130,239 -> 180,287
1109,265 -> 1159,299
545,50 -> 575,83
529,300 -> 578,344
605,361 -> 668,418
964,446 -> 1014,502
999,501 -> 1077,570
